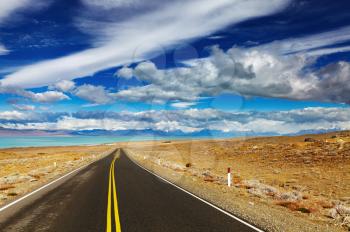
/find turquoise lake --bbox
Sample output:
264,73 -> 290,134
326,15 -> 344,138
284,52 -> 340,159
0,136 -> 194,148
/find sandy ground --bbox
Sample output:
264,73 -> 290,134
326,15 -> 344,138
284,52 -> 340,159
124,131 -> 350,232
0,145 -> 114,206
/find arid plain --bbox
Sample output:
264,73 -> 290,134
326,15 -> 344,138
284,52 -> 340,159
125,131 -> 350,232
1,131 -> 349,232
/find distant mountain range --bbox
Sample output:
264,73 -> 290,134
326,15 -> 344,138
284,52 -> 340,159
0,127 -> 341,137
69,129 -> 273,137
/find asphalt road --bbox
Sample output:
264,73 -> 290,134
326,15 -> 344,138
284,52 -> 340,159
0,149 -> 260,232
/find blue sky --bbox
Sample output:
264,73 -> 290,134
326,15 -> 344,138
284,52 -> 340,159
0,0 -> 349,135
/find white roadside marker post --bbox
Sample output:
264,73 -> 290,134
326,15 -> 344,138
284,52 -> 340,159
227,167 -> 231,187
54,162 -> 57,167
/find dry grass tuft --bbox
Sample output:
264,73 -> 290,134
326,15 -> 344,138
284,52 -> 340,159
275,200 -> 301,211
0,184 -> 15,191
29,174 -> 41,180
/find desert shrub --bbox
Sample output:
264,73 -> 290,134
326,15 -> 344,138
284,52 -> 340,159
233,177 -> 242,184
7,192 -> 17,196
279,191 -> 303,201
304,138 -> 317,142
297,207 -> 311,213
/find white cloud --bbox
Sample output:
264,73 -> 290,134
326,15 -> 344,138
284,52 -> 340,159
0,0 -> 50,55
32,91 -> 70,103
0,0 -> 49,22
0,84 -> 69,103
262,25 -> 350,56
12,104 -> 35,111
50,80 -> 76,92
305,46 -> 350,57
81,0 -> 142,9
113,45 -> 350,104
0,0 -> 30,55
74,84 -> 113,104
154,120 -> 200,133
7,116 -> 149,131
0,45 -> 9,55
2,0 -> 349,106
0,110 -> 27,121
50,80 -> 117,105
115,66 -> 133,79
0,0 -> 29,22
1,107 -> 350,135
1,0 -> 290,88
171,102 -> 196,109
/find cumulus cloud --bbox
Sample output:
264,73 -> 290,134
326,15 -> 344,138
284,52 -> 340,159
32,91 -> 70,103
50,80 -> 76,92
115,66 -> 133,79
311,62 -> 350,103
49,81 -> 116,105
107,25 -> 350,105
73,84 -> 113,105
0,110 -> 67,123
1,0 -> 290,88
112,45 -> 350,104
0,107 -> 349,135
0,110 -> 28,121
0,84 -> 69,103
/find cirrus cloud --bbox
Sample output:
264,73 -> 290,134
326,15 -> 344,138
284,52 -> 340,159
1,0 -> 290,88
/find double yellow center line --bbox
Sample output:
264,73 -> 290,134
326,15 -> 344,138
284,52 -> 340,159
106,150 -> 122,232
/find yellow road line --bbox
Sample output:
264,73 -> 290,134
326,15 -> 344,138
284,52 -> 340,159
106,150 -> 122,232
112,156 -> 122,231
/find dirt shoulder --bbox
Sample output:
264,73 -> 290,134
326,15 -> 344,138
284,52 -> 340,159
0,145 -> 115,207
123,131 -> 350,232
